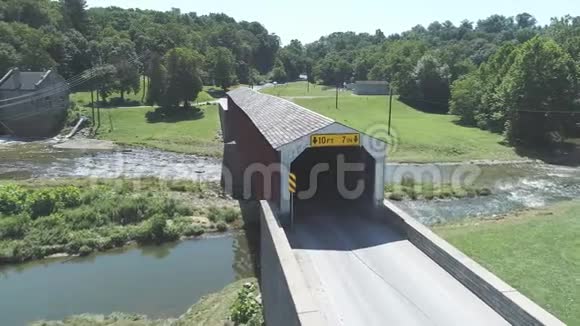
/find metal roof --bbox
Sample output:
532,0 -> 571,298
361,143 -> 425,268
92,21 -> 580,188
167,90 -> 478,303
227,88 -> 334,149
0,69 -> 52,91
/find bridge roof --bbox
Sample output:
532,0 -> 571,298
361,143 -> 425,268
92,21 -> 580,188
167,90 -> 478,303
227,88 -> 334,149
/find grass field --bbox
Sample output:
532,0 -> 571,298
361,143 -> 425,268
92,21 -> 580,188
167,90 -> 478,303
94,105 -> 222,156
260,82 -> 520,162
290,93 -> 520,162
434,201 -> 580,325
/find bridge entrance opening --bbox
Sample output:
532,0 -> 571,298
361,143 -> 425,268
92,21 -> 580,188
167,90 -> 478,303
290,146 -> 376,213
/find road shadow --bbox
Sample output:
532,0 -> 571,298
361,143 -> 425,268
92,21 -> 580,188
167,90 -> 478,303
287,200 -> 406,251
146,106 -> 204,123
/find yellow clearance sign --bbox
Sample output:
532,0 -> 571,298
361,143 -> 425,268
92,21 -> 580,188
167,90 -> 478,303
310,133 -> 360,147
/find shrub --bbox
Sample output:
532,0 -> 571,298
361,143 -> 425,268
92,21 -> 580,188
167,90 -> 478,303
53,186 -> 81,209
388,192 -> 404,201
27,189 -> 58,219
80,187 -> 105,204
27,214 -> 69,246
101,196 -> 149,225
107,229 -> 129,247
216,222 -> 228,232
181,224 -> 205,237
64,206 -> 108,230
12,241 -> 39,261
230,283 -> 262,325
0,184 -> 27,215
66,230 -> 100,253
0,214 -> 30,239
135,215 -> 170,244
78,245 -> 93,256
146,197 -> 178,218
176,204 -> 193,216
207,207 -> 240,223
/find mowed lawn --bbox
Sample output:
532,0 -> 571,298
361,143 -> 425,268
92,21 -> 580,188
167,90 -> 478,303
292,95 -> 520,162
434,201 -> 580,325
95,105 -> 222,156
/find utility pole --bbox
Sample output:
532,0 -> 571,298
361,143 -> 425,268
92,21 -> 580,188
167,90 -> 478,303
335,83 -> 339,109
388,85 -> 393,136
96,88 -> 101,129
90,90 -> 95,124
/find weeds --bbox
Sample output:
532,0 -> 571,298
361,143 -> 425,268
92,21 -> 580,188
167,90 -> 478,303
385,179 -> 492,201
0,180 -> 241,264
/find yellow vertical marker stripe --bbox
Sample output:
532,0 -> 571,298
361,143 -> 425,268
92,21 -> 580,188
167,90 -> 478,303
289,173 -> 297,193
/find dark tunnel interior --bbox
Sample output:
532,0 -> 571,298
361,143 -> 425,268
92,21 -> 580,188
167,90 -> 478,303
290,147 -> 375,213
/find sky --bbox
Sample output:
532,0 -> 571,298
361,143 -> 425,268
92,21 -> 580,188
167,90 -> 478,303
86,0 -> 578,45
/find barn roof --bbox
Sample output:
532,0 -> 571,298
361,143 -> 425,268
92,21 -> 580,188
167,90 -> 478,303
0,69 -> 52,91
227,88 -> 334,149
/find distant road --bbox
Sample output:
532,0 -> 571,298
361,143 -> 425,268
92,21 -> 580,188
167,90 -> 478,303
287,210 -> 509,326
251,83 -> 274,92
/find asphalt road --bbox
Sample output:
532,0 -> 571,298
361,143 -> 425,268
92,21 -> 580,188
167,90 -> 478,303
287,210 -> 510,326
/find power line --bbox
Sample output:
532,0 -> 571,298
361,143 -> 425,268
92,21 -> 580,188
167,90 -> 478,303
0,53 -> 147,109
0,53 -> 149,130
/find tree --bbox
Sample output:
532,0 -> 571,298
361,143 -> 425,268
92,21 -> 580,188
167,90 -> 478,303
0,22 -> 56,71
500,37 -> 578,143
449,36 -> 579,147
412,54 -> 451,111
516,13 -> 537,29
60,29 -> 91,79
547,16 -> 580,65
0,0 -> 58,28
476,15 -> 514,34
0,42 -> 20,76
146,53 -> 167,106
313,54 -> 352,85
98,36 -> 141,101
334,58 -> 352,85
271,59 -> 287,83
209,47 -> 236,90
164,47 -> 203,108
278,39 -> 305,81
449,72 -> 483,124
60,0 -> 88,34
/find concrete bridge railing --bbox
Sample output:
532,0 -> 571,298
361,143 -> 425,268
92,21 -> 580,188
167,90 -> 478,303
382,200 -> 565,326
259,201 -> 327,326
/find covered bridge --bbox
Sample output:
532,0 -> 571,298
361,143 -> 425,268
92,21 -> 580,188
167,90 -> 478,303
219,88 -> 387,224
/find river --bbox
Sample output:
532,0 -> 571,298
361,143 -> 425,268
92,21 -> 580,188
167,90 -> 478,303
2,140 -> 580,324
3,140 -> 580,225
0,232 -> 255,326
0,139 -> 221,181
388,162 -> 580,224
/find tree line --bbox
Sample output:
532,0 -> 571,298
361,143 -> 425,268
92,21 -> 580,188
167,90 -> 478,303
2,2 -> 579,145
0,0 -> 280,107
271,13 -> 580,146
